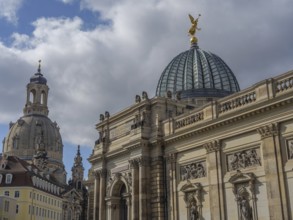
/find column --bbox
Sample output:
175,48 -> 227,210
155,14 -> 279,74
129,159 -> 139,220
98,168 -> 107,220
137,156 -> 149,220
204,140 -> 225,220
93,172 -> 100,220
257,123 -> 289,220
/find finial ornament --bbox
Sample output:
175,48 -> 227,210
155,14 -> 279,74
38,60 -> 41,74
188,14 -> 201,44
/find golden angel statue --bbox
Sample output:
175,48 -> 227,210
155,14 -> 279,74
188,14 -> 201,43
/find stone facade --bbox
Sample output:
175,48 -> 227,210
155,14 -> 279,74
88,70 -> 293,219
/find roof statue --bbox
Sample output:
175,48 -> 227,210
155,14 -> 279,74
188,14 -> 201,43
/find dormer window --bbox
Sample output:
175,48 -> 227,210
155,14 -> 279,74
5,174 -> 13,184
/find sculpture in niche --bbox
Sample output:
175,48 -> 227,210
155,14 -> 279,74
181,161 -> 206,181
228,148 -> 261,171
190,200 -> 199,220
180,181 -> 202,220
288,140 -> 293,159
229,171 -> 256,220
240,196 -> 252,220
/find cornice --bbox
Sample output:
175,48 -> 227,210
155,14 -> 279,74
164,97 -> 293,144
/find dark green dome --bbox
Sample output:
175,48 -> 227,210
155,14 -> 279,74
156,43 -> 240,99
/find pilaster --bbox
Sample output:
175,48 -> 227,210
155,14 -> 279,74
137,156 -> 150,220
257,123 -> 289,220
129,159 -> 139,220
98,168 -> 107,220
165,153 -> 178,220
93,171 -> 100,220
204,140 -> 225,220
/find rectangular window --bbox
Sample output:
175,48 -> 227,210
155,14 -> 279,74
4,191 -> 9,196
5,174 -> 12,184
30,192 -> 32,198
36,207 -> 38,216
14,191 -> 20,198
16,204 -> 19,214
4,201 -> 9,212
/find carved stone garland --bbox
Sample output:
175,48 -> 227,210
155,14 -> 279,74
180,181 -> 203,220
229,171 -> 258,220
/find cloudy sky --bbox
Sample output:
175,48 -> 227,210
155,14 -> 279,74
0,0 -> 292,178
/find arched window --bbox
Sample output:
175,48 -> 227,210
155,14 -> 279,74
41,91 -> 46,105
77,181 -> 82,190
29,90 -> 36,103
67,209 -> 72,220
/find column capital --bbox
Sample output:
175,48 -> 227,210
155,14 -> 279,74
165,153 -> 177,164
129,159 -> 139,169
257,123 -> 279,139
97,168 -> 108,178
136,156 -> 150,167
204,140 -> 221,153
93,170 -> 101,179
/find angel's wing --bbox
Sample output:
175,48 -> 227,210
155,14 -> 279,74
188,14 -> 195,23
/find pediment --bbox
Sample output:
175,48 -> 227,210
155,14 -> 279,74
229,170 -> 255,184
180,180 -> 202,193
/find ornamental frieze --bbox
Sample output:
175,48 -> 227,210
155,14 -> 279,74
180,161 -> 206,181
227,148 -> 261,171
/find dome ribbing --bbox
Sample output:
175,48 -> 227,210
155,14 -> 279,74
156,43 -> 240,99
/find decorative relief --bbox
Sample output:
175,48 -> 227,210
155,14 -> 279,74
227,148 -> 261,171
287,139 -> 293,160
257,123 -> 278,139
180,161 -> 206,181
175,112 -> 204,129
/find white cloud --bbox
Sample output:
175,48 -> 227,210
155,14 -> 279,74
0,0 -> 23,24
0,0 -> 293,148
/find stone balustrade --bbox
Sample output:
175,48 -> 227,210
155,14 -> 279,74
218,91 -> 256,114
168,70 -> 293,133
275,74 -> 293,94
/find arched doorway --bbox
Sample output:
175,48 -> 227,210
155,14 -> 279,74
106,176 -> 131,220
119,184 -> 128,220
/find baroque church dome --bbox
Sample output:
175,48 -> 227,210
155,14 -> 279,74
156,43 -> 240,100
3,62 -> 66,184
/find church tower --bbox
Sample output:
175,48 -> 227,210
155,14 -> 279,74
3,61 -> 66,184
23,60 -> 49,116
71,145 -> 84,190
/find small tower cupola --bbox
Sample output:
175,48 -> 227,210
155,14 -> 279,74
23,60 -> 49,116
